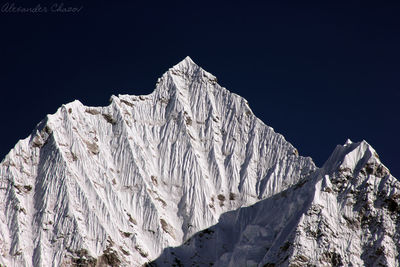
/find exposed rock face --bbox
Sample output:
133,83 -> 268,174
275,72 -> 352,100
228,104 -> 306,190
150,140 -> 399,267
0,57 -> 316,266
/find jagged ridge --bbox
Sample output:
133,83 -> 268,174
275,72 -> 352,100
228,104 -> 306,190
0,57 -> 315,266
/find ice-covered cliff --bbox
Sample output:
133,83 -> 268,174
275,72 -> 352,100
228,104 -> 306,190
0,57 -> 316,266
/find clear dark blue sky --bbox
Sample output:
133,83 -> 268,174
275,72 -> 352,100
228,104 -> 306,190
1,1 -> 399,177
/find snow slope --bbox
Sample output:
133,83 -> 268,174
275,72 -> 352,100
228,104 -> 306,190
150,140 -> 400,267
0,57 -> 316,266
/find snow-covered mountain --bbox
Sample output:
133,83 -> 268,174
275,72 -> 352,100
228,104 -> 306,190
0,57 -> 398,267
151,140 -> 400,267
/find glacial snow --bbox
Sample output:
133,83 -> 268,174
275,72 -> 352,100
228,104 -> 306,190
1,57 -> 398,267
0,57 -> 316,266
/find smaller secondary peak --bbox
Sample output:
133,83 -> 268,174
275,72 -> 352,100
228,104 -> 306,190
323,139 -> 384,176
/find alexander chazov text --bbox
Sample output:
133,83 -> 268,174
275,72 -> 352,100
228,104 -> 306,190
1,2 -> 83,13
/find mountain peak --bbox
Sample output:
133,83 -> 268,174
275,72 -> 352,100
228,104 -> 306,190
1,58 -> 398,267
154,56 -> 218,95
0,57 -> 316,266
167,56 -> 216,82
177,56 -> 195,66
170,56 -> 199,72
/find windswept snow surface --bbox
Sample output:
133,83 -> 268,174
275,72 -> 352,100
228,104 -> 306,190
0,57 -> 317,266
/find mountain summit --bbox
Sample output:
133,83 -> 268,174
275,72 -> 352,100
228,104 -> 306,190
0,58 -> 398,266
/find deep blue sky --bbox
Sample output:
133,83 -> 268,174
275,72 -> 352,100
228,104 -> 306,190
1,1 -> 399,177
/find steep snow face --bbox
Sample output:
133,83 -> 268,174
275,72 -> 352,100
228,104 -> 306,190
0,57 -> 315,266
153,140 -> 399,267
